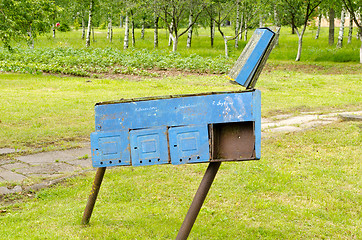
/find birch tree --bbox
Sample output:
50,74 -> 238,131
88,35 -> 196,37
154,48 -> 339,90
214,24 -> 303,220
206,0 -> 238,58
0,0 -> 55,50
280,0 -> 322,61
85,0 -> 94,47
347,17 -> 353,44
152,0 -> 209,52
337,7 -> 346,48
124,11 -> 129,49
315,7 -> 322,39
342,0 -> 362,63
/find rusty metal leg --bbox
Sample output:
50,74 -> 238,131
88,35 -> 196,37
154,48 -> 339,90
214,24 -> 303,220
82,167 -> 106,225
176,162 -> 221,240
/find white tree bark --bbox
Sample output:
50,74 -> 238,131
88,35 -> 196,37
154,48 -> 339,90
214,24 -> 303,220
274,4 -> 281,45
123,13 -> 129,49
210,16 -> 215,47
86,0 -> 93,47
259,14 -> 264,28
108,17 -> 113,42
141,20 -> 145,39
239,11 -> 243,40
82,17 -> 85,39
172,35 -> 178,52
27,27 -> 34,49
337,8 -> 346,48
154,15 -> 159,48
315,13 -> 322,39
348,18 -> 353,44
131,11 -> 135,47
244,20 -> 248,41
186,9 -> 193,48
295,25 -> 307,61
168,22 -> 173,47
235,0 -> 240,48
224,37 -> 229,58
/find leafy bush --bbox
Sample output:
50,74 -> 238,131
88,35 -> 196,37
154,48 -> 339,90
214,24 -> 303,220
58,23 -> 71,32
0,47 -> 234,77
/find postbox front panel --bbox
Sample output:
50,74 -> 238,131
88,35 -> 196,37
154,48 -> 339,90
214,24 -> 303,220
169,125 -> 210,165
91,91 -> 261,168
130,127 -> 169,167
90,130 -> 130,167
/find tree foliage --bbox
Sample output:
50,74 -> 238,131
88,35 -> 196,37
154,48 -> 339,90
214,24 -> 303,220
0,0 -> 56,50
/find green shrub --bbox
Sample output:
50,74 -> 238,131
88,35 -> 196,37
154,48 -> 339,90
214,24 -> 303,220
58,23 -> 71,32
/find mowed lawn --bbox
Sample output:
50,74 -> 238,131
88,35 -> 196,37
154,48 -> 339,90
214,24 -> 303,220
0,121 -> 360,239
0,26 -> 361,239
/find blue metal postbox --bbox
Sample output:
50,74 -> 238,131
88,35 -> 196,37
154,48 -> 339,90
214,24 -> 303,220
83,28 -> 277,231
90,28 -> 275,168
90,90 -> 261,167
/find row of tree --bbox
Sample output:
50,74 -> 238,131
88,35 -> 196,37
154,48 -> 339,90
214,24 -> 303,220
0,0 -> 361,62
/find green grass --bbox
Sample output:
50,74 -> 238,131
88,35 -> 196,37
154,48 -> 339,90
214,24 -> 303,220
0,121 -> 361,239
0,63 -> 361,149
4,26 -> 362,62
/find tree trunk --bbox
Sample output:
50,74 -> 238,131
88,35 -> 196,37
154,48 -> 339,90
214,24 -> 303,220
108,17 -> 113,42
274,4 -> 281,45
295,25 -> 306,61
82,17 -> 85,39
235,0 -> 240,49
223,37 -> 228,58
123,13 -> 129,49
172,35 -> 178,52
168,22 -> 173,47
92,27 -> 95,42
329,8 -> 335,46
259,14 -> 264,28
141,19 -> 145,39
244,20 -> 248,41
154,15 -> 159,48
239,11 -> 244,40
27,27 -> 34,49
347,18 -> 353,44
337,8 -> 345,48
210,15 -> 214,47
53,24 -> 56,38
186,10 -> 193,48
315,12 -> 322,39
86,0 -> 93,47
131,10 -> 135,47
120,15 -> 123,28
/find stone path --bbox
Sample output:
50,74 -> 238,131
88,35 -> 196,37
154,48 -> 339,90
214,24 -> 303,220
0,110 -> 361,195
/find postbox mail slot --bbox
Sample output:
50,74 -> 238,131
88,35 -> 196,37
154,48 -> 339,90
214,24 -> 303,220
211,121 -> 256,161
130,127 -> 169,167
169,125 -> 210,165
90,131 -> 130,167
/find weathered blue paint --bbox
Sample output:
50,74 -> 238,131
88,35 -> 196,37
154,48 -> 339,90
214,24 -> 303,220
130,126 -> 169,167
95,91 -> 255,132
90,130 -> 130,167
169,125 -> 210,165
232,28 -> 275,87
90,90 -> 261,168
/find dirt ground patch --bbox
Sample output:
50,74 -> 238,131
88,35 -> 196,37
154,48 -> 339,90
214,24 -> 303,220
264,61 -> 362,75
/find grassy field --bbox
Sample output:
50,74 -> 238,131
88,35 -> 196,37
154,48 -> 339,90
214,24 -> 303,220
0,121 -> 361,239
0,25 -> 361,239
0,62 -> 361,150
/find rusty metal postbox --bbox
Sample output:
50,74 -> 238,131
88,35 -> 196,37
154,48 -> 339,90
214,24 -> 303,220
83,28 -> 276,239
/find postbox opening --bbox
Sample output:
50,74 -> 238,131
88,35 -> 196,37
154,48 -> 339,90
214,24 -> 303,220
210,121 -> 255,161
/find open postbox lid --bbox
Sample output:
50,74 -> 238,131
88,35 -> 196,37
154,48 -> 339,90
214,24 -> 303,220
227,28 -> 276,89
